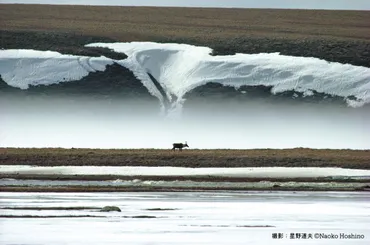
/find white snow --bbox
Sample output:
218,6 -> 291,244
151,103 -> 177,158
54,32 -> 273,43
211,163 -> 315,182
0,49 -> 113,89
86,42 -> 370,108
1,166 -> 369,178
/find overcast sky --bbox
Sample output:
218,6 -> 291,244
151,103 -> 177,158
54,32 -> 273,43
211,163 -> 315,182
1,0 -> 370,10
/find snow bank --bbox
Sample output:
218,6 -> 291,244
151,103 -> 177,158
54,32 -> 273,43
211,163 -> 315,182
2,43 -> 369,109
0,49 -> 113,89
87,42 -> 370,108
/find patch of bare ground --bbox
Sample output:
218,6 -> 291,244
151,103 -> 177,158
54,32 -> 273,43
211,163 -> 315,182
0,148 -> 369,169
1,4 -> 370,66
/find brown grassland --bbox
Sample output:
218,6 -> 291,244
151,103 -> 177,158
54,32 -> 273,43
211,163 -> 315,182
1,148 -> 369,169
1,4 -> 370,66
1,4 -> 369,41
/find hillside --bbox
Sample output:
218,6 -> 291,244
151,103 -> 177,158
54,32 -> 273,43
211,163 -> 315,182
1,4 -> 370,67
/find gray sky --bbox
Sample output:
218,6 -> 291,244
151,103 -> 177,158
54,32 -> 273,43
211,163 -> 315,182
1,0 -> 370,10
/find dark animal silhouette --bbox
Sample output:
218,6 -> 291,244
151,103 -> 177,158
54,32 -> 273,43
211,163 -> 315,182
172,142 -> 189,151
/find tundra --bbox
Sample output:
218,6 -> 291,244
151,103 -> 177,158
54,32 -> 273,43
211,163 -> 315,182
172,142 -> 189,151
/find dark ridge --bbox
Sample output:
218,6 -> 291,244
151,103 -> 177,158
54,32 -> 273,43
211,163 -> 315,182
184,82 -> 355,106
147,72 -> 168,100
0,30 -> 127,59
0,64 -> 156,100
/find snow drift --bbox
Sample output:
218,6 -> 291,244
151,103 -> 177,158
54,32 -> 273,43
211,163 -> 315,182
0,49 -> 113,89
86,42 -> 370,109
1,43 -> 370,110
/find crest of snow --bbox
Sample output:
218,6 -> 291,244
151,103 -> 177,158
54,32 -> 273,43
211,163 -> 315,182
87,42 -> 370,108
0,49 -> 113,89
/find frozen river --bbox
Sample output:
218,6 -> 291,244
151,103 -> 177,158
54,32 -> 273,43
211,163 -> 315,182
0,191 -> 369,245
